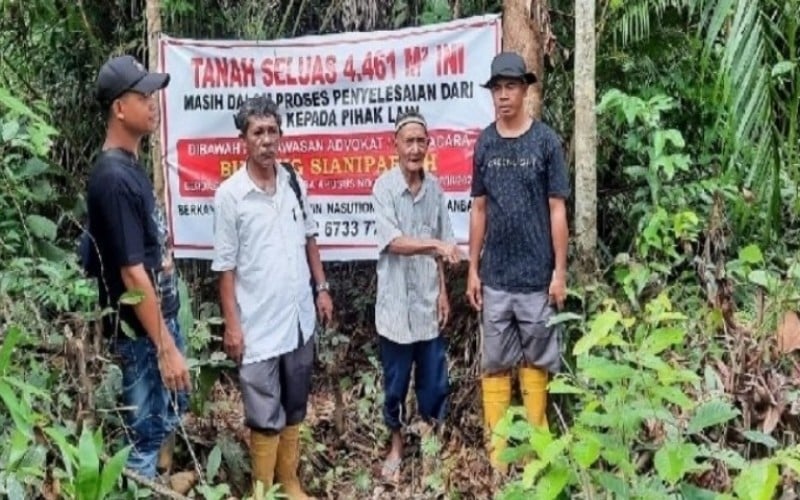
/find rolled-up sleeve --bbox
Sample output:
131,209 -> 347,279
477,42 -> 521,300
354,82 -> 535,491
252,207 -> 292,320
211,188 -> 238,272
297,174 -> 319,238
372,180 -> 402,253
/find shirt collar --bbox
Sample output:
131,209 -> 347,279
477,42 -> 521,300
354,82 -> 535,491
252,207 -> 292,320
390,164 -> 428,196
231,162 -> 289,200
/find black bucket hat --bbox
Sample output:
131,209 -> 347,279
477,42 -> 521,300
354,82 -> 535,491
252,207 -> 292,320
482,52 -> 537,88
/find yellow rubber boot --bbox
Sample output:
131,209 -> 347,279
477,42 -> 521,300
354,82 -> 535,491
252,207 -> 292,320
481,375 -> 512,473
250,430 -> 280,497
520,366 -> 549,429
275,424 -> 313,500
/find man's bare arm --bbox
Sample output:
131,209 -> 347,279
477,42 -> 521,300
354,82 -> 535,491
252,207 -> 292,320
120,264 -> 177,352
387,236 -> 443,256
468,196 -> 487,271
305,237 -> 327,286
549,197 -> 569,278
219,270 -> 239,329
120,264 -> 190,390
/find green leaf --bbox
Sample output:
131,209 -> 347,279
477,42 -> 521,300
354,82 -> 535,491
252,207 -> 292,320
734,460 -> 779,500
653,441 -> 702,485
650,385 -> 695,410
43,426 -> 77,478
120,321 -> 137,339
771,61 -> 796,77
680,484 -> 719,500
99,445 -> 130,499
532,463 -> 570,500
0,326 -> 23,374
573,310 -> 622,356
119,290 -> 145,306
701,447 -> 747,470
571,431 -> 602,468
579,355 -> 637,382
206,444 -> 222,481
17,157 -> 50,178
742,430 -> 778,449
688,399 -> 740,434
748,270 -> 770,288
76,426 -> 100,500
640,327 -> 685,355
0,381 -> 33,436
2,119 -> 20,141
25,214 -> 57,241
547,312 -> 582,326
547,376 -> 586,395
738,244 -> 763,264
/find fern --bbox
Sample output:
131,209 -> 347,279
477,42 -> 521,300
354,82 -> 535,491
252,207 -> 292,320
610,0 -> 691,46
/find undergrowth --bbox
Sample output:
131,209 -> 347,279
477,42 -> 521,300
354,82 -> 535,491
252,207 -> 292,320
3,37 -> 800,500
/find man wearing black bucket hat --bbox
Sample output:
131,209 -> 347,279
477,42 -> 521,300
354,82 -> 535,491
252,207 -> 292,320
466,51 -> 570,473
83,55 -> 193,491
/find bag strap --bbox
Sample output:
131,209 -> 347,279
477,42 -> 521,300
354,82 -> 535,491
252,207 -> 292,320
281,162 -> 307,221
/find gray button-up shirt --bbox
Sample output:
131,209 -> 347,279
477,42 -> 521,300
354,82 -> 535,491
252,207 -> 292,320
373,166 -> 456,344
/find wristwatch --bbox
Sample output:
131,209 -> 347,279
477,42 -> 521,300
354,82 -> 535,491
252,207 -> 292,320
316,281 -> 331,293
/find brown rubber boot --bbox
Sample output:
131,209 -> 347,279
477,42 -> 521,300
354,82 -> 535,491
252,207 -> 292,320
251,429 -> 280,496
275,424 -> 313,500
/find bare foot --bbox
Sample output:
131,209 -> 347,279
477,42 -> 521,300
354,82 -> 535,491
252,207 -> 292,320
380,431 -> 403,484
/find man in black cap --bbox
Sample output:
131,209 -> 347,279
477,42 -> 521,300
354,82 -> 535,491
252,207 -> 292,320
466,51 -> 570,473
83,55 -> 193,487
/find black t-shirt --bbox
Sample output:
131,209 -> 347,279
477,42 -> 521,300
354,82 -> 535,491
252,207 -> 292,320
85,148 -> 180,338
470,121 -> 571,292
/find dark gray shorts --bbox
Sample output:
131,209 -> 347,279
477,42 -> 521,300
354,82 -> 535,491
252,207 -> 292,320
239,333 -> 315,432
481,286 -> 561,374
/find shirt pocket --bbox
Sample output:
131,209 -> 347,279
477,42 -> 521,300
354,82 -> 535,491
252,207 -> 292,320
239,199 -> 279,252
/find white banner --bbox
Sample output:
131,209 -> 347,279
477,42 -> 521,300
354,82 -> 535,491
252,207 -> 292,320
158,15 -> 501,261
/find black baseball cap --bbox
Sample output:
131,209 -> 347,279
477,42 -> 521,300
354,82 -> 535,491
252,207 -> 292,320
95,55 -> 170,105
482,52 -> 537,88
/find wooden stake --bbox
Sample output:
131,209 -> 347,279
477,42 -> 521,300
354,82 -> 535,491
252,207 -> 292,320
145,0 -> 165,208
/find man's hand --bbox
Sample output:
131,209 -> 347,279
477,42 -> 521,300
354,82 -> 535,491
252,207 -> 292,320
437,292 -> 450,329
224,324 -> 245,365
157,345 -> 192,392
316,290 -> 334,326
466,268 -> 482,311
549,272 -> 567,310
435,242 -> 462,264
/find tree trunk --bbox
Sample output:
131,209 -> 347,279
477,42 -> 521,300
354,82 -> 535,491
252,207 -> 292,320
145,0 -> 165,207
501,0 -> 553,119
573,0 -> 598,276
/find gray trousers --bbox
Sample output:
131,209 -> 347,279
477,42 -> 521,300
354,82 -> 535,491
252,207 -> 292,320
481,286 -> 561,374
239,332 -> 315,433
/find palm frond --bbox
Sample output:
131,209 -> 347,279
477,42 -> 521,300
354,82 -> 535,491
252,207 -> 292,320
694,0 -> 788,239
612,0 -> 691,46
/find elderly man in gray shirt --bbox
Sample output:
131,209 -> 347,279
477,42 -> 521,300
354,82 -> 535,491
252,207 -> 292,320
372,110 -> 461,483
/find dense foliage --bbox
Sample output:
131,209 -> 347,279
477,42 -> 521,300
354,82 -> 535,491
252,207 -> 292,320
1,0 -> 799,498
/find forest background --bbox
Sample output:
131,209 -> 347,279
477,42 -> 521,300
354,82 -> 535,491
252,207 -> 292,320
1,0 -> 800,499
